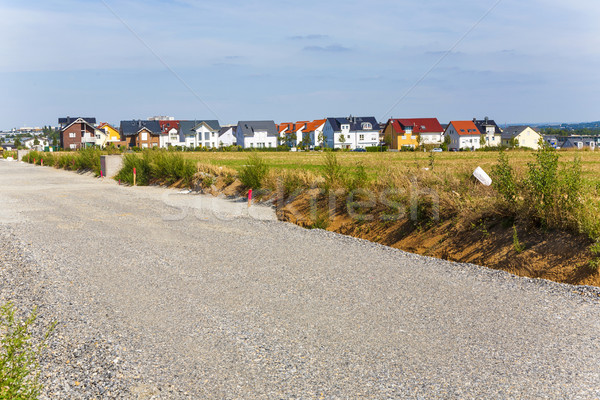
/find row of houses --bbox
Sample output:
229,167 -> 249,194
53,116 -> 599,151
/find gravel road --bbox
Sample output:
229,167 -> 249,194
1,159 -> 600,399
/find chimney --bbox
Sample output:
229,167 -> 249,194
485,116 -> 489,124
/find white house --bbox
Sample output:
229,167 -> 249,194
217,125 -> 237,147
322,116 -> 379,150
444,121 -> 482,151
23,136 -> 50,150
193,120 -> 221,148
236,121 -> 279,149
501,126 -> 543,149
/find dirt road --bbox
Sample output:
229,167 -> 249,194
1,160 -> 599,399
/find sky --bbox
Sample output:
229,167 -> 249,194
1,0 -> 599,129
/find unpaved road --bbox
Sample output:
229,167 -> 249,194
1,160 -> 600,399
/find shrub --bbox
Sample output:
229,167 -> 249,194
365,146 -> 388,152
239,152 -> 269,189
280,170 -> 305,198
0,302 -> 56,399
322,151 -> 343,191
512,226 -> 525,253
345,162 -> 369,192
491,150 -> 517,206
74,148 -> 101,175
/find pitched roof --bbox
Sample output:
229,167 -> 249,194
326,116 -> 379,132
58,117 -> 96,125
60,117 -> 97,132
191,120 -> 221,131
119,120 -> 161,136
501,126 -> 538,140
387,118 -> 443,134
98,122 -> 118,131
218,126 -> 234,136
278,122 -> 293,134
448,121 -> 480,135
178,120 -> 196,136
473,118 -> 502,135
158,120 -> 180,135
304,119 -> 326,132
237,121 -> 278,137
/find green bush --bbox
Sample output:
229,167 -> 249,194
239,152 -> 269,189
0,302 -> 56,400
345,162 -> 369,192
491,150 -> 517,206
365,146 -> 388,152
280,170 -> 305,198
322,151 -> 343,191
73,148 -> 101,175
114,151 -> 196,186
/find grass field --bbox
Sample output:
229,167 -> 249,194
181,149 -> 600,185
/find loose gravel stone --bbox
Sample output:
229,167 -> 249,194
1,160 -> 600,399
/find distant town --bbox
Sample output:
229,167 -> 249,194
1,116 -> 599,153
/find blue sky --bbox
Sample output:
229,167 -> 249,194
1,0 -> 599,129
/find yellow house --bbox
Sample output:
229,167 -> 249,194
384,118 -> 444,149
98,123 -> 124,147
501,126 -> 543,150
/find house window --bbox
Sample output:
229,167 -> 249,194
141,131 -> 148,141
361,122 -> 372,130
341,124 -> 350,130
359,134 -> 364,140
69,144 -> 76,149
69,132 -> 76,138
347,134 -> 350,139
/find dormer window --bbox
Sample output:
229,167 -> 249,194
361,122 -> 372,130
341,124 -> 350,130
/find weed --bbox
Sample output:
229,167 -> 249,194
239,152 -> 269,189
491,149 -> 517,206
0,302 -> 56,399
322,151 -> 343,191
512,225 -> 525,253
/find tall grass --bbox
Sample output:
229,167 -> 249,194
22,149 -> 101,176
239,152 -> 269,189
114,150 -> 196,186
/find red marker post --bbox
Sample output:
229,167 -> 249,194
41,158 -> 43,166
248,188 -> 253,207
133,167 -> 137,186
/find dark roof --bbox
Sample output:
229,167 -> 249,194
561,136 -> 598,148
218,126 -> 235,136
325,116 -> 379,132
192,120 -> 220,131
58,117 -> 96,125
237,121 -> 278,137
473,118 -> 502,135
119,120 -> 161,136
178,120 -> 196,135
501,126 -> 538,140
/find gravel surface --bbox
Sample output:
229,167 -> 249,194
1,159 -> 600,399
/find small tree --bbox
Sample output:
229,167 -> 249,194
339,134 -> 346,147
317,132 -> 325,147
33,137 -> 40,146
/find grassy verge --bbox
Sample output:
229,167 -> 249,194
22,149 -> 102,176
